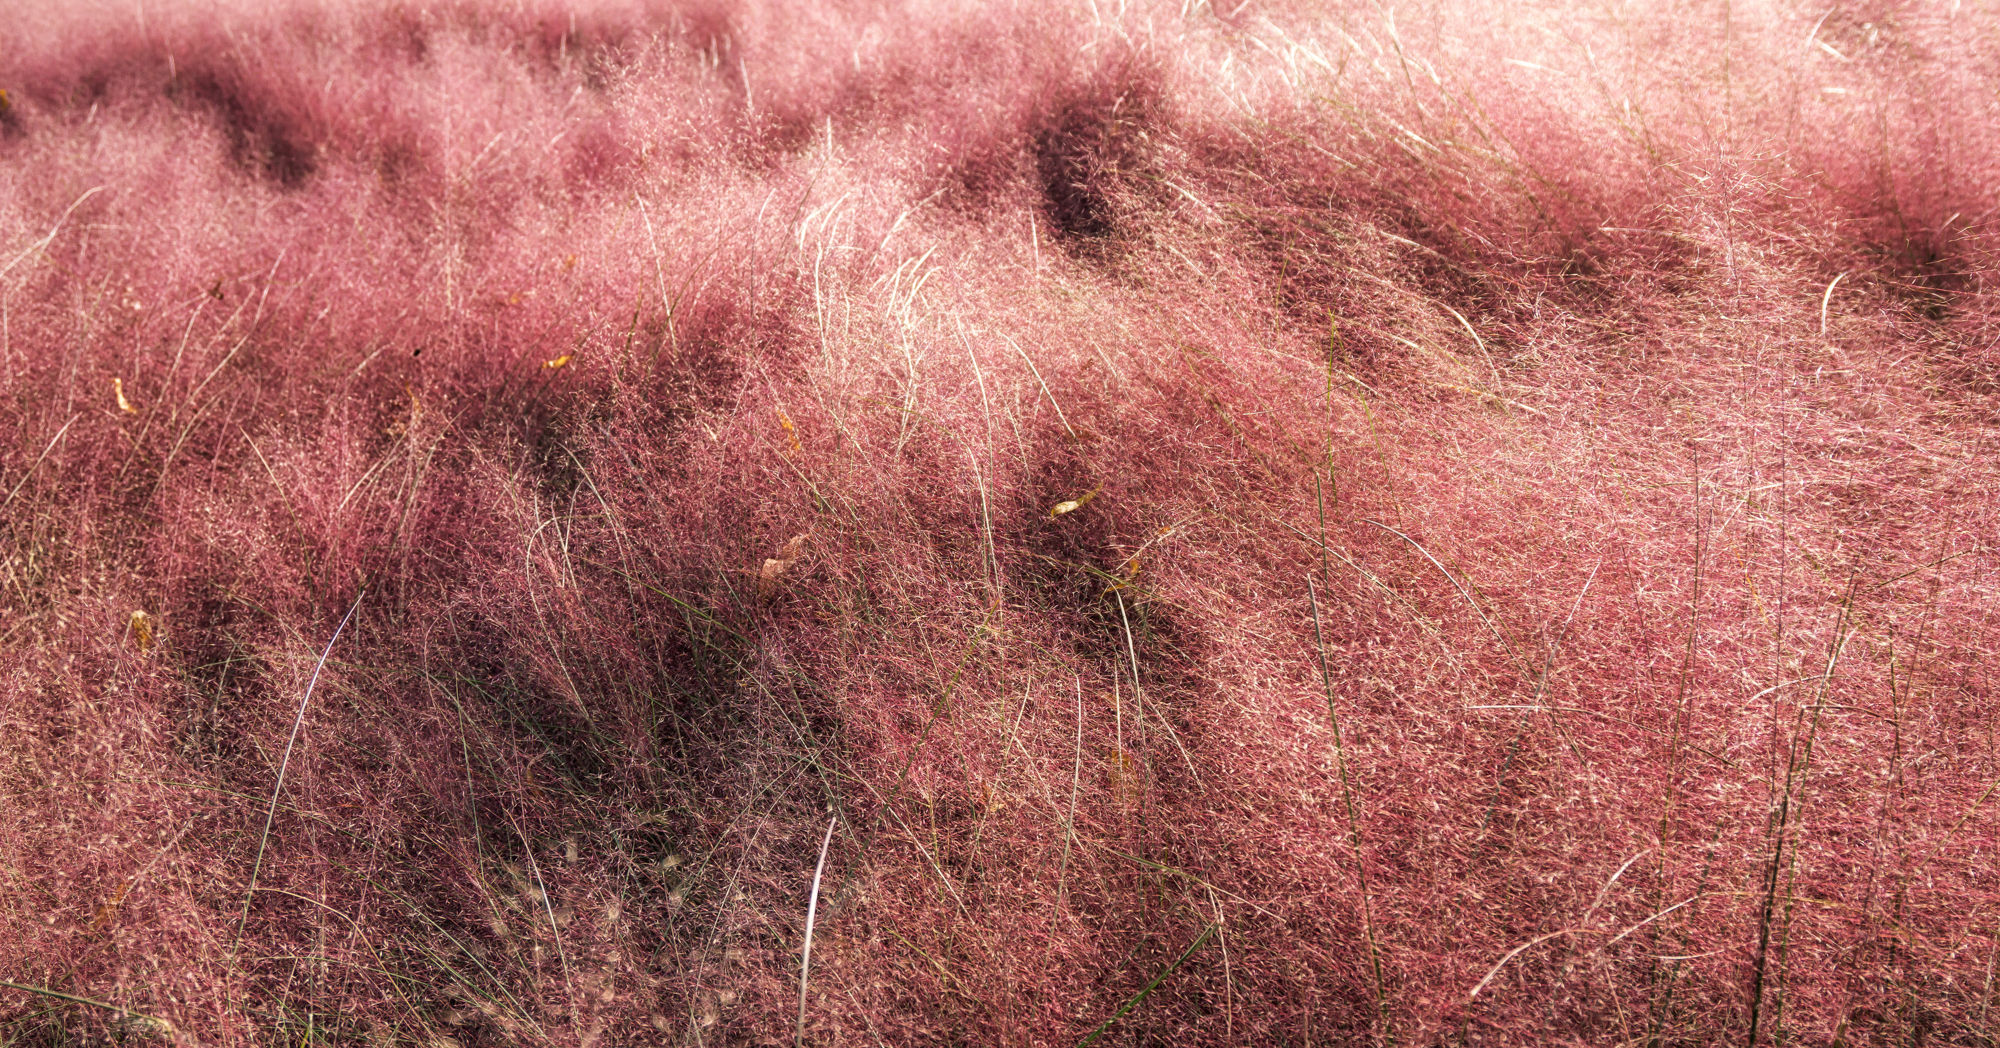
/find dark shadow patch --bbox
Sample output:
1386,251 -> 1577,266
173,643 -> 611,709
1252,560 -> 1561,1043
0,87 -> 23,140
173,61 -> 327,188
1001,441 -> 1213,772
373,3 -> 437,64
645,269 -> 810,418
170,599 -> 265,770
564,118 -> 638,191
1028,54 -> 1166,248
372,127 -> 437,194
1876,228 -> 1974,323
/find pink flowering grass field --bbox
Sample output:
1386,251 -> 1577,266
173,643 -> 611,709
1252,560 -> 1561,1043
2,0 -> 1998,1044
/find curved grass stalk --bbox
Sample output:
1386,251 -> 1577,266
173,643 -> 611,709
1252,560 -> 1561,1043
235,589 -> 366,955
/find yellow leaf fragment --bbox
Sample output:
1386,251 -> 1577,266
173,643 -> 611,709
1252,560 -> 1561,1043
388,384 -> 425,437
777,408 -> 803,455
543,354 -> 572,370
1106,744 -> 1141,805
114,377 -> 139,415
90,880 -> 133,931
1049,484 -> 1103,519
129,610 -> 156,652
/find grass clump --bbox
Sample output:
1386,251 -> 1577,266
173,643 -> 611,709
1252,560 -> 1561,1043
2,0 -> 1998,1044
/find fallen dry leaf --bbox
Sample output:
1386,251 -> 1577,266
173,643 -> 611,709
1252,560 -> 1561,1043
114,377 -> 139,415
129,610 -> 156,652
1049,484 -> 1103,518
757,533 -> 809,597
777,408 -> 803,455
89,880 -> 132,932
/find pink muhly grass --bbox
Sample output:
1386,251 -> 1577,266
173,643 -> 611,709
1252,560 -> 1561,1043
1,0 -> 1998,1045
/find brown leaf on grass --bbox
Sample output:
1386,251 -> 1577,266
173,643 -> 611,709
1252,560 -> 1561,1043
757,534 -> 809,598
1049,483 -> 1103,518
1108,554 -> 1140,592
777,408 -> 803,455
114,377 -> 139,415
89,880 -> 132,932
128,610 -> 156,652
